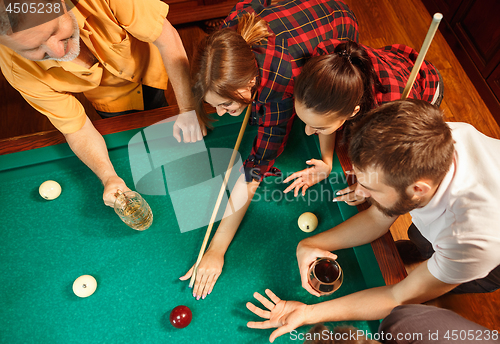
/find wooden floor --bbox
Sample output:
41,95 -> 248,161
1,0 -> 499,331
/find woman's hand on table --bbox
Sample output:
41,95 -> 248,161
296,242 -> 337,297
283,159 -> 332,197
246,289 -> 309,343
173,110 -> 207,143
102,175 -> 131,207
179,248 -> 224,300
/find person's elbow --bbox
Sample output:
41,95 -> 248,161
153,17 -> 177,50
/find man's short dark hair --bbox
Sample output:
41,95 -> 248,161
348,99 -> 454,193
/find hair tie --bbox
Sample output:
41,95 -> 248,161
337,49 -> 352,63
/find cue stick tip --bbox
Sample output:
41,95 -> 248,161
433,13 -> 443,21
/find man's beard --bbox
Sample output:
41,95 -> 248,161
39,11 -> 80,62
369,191 -> 421,217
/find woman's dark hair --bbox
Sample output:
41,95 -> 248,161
294,40 -> 386,122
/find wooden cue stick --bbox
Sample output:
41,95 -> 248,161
401,13 -> 443,100
189,103 -> 253,288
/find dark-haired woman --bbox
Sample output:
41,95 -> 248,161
284,39 -> 443,201
180,0 -> 359,300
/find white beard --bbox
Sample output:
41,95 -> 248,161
42,11 -> 80,62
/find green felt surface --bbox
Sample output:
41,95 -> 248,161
0,115 -> 385,344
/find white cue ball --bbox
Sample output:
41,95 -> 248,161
73,275 -> 97,298
39,180 -> 62,200
298,212 -> 318,233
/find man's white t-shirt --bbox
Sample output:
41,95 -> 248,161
410,122 -> 500,284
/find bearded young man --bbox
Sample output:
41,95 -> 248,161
243,99 -> 500,343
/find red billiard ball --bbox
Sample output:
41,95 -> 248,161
170,305 -> 192,329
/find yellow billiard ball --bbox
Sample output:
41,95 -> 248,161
298,212 -> 318,232
39,180 -> 62,200
73,275 -> 97,298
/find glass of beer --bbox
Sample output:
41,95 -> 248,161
114,191 -> 153,231
308,257 -> 343,296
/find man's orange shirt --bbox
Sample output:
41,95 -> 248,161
0,0 -> 169,134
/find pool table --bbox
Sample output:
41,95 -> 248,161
0,105 -> 406,344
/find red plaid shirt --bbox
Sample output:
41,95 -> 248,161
222,0 -> 359,181
313,39 -> 441,106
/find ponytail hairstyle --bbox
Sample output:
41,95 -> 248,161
191,13 -> 271,126
294,40 -> 387,131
